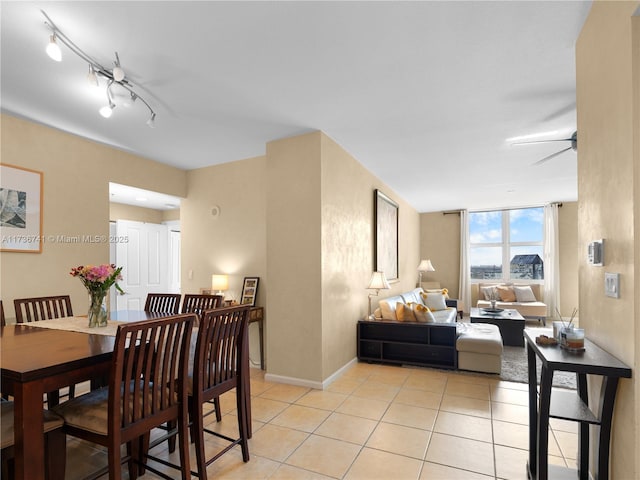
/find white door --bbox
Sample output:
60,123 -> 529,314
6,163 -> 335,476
114,220 -> 169,310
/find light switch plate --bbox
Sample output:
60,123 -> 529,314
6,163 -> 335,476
605,272 -> 620,298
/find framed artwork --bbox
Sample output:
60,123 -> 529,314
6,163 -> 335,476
374,189 -> 398,281
240,277 -> 259,306
0,164 -> 43,253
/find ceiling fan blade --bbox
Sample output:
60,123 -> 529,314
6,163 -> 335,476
512,138 -> 573,146
533,146 -> 573,166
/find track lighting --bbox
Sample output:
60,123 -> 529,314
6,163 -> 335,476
87,64 -> 98,87
46,34 -> 61,61
42,10 -> 156,127
112,52 -> 125,82
99,80 -> 116,118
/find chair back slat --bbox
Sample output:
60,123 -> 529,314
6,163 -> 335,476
110,314 -> 194,436
193,306 -> 249,400
0,300 -> 5,327
181,294 -> 223,315
144,293 -> 181,314
14,296 -> 73,323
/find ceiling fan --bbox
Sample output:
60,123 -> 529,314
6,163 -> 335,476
512,130 -> 577,165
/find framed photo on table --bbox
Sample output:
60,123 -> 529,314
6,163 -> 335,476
0,164 -> 43,253
241,277 -> 259,306
374,189 -> 398,281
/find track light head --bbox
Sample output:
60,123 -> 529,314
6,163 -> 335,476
87,64 -> 99,87
112,52 -> 125,82
46,34 -> 61,61
146,112 -> 156,128
99,103 -> 115,118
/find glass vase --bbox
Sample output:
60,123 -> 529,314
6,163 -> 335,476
88,291 -> 109,327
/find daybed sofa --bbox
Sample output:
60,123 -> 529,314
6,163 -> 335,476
475,283 -> 547,325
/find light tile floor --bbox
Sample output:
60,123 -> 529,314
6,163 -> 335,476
63,361 -> 578,480
66,363 -> 577,480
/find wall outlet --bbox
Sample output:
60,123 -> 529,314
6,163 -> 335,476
605,272 -> 620,298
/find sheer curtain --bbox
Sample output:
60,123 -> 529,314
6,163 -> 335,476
459,210 -> 471,315
543,203 -> 560,317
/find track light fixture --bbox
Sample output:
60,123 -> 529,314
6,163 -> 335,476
42,10 -> 157,127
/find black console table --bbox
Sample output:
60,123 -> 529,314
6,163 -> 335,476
524,329 -> 631,480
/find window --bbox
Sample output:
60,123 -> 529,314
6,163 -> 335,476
469,207 -> 544,281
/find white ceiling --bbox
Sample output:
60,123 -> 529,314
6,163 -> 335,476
1,1 -> 592,213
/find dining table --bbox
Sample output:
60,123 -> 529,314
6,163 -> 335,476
0,310 -> 174,480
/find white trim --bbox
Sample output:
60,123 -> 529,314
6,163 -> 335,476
264,357 -> 358,390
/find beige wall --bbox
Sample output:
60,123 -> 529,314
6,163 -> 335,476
265,132 -> 419,385
181,156 -> 267,300
320,133 -> 420,380
420,203 -> 579,316
0,114 -> 187,321
109,203 -> 179,224
420,212 -> 461,298
266,132 -> 324,382
180,156 -> 267,364
576,2 -> 639,478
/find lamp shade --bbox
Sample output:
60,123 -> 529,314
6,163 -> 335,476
211,274 -> 229,292
367,271 -> 390,290
417,259 -> 435,272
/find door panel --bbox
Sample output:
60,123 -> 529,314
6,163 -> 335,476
114,220 -> 169,310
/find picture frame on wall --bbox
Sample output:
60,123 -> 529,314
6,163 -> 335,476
241,277 -> 259,306
0,164 -> 43,253
374,189 -> 398,281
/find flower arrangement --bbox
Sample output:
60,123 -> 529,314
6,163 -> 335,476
70,264 -> 124,327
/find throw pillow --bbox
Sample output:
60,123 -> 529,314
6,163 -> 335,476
413,303 -> 436,323
420,292 -> 447,311
379,300 -> 397,321
514,285 -> 537,302
426,288 -> 449,299
480,285 -> 499,301
396,302 -> 417,322
497,285 -> 517,302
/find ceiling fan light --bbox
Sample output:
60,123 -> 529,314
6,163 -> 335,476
46,34 -> 61,61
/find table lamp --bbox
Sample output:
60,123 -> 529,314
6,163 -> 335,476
367,271 -> 390,319
211,274 -> 229,297
417,259 -> 435,285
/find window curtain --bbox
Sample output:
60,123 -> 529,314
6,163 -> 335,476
543,203 -> 560,317
459,209 -> 471,315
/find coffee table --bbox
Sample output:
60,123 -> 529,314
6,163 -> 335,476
470,307 -> 525,347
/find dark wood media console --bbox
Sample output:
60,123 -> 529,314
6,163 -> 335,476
357,320 -> 457,369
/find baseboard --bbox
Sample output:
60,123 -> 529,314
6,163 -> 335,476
264,357 -> 358,390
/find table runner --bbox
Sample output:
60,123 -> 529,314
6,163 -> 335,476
26,316 -> 124,336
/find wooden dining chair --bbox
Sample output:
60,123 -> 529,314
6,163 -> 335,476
13,295 -> 76,406
144,293 -> 181,314
13,295 -> 73,323
52,314 -> 195,480
147,305 -> 251,479
180,294 -> 223,315
0,400 -> 66,480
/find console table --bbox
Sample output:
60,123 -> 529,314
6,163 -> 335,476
524,329 -> 631,480
249,306 -> 264,369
